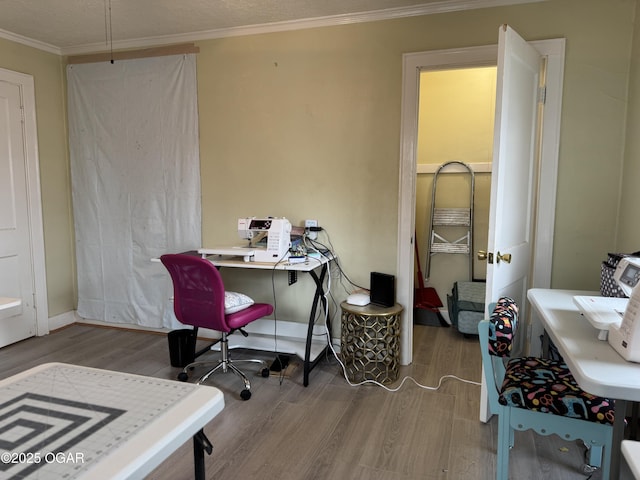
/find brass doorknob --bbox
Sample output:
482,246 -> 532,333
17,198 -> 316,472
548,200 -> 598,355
478,250 -> 510,264
477,250 -> 494,264
496,252 -> 512,264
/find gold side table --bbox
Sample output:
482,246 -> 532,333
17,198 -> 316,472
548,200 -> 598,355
340,301 -> 403,384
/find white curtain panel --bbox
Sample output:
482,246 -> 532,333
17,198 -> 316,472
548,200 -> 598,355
67,54 -> 201,328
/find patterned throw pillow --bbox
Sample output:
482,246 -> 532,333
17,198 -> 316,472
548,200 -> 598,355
224,292 -> 254,314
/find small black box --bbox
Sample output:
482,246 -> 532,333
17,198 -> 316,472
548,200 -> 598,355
370,272 -> 395,307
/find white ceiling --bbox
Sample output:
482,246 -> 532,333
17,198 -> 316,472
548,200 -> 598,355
0,0 -> 543,56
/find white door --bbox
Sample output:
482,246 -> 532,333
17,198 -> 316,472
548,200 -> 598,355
397,37 -> 564,366
478,25 -> 543,420
483,25 -> 541,346
0,80 -> 38,346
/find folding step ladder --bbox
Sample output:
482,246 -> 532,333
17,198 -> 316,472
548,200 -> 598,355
425,161 -> 475,281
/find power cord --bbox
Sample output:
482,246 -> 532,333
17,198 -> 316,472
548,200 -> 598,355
311,228 -> 482,392
269,248 -> 330,385
305,234 -> 366,294
323,317 -> 482,392
269,251 -> 294,385
261,226 -> 481,392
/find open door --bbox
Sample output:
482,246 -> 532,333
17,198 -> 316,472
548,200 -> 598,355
0,79 -> 38,346
479,25 -> 543,421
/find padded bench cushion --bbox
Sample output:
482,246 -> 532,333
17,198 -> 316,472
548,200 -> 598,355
499,356 -> 615,425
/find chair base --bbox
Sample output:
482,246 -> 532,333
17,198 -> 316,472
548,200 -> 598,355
178,332 -> 269,400
494,400 -> 612,480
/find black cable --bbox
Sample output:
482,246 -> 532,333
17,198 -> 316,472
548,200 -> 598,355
270,252 -> 292,385
306,235 -> 366,292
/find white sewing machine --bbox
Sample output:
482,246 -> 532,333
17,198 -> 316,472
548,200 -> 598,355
607,257 -> 640,362
574,257 -> 640,362
238,217 -> 291,263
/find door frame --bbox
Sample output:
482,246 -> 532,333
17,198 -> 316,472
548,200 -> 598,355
0,67 -> 49,336
396,39 -> 565,364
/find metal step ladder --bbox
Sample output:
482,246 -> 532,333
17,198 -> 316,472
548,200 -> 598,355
426,161 -> 475,281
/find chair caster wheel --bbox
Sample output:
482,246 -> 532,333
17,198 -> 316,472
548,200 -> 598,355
261,367 -> 270,378
177,372 -> 189,382
240,389 -> 251,400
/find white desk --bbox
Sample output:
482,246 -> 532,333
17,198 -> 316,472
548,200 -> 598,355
0,363 -> 224,479
200,250 -> 334,387
528,288 -> 640,480
622,441 -> 640,479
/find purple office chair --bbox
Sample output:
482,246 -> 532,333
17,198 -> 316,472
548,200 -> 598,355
161,254 -> 273,400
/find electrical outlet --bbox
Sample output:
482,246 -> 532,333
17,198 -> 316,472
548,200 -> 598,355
305,219 -> 318,240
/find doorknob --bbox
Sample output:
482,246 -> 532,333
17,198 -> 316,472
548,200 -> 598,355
496,251 -> 512,264
478,250 -> 511,264
477,250 -> 494,264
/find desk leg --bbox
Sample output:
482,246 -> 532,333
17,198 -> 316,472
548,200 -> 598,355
611,399 -> 627,480
303,265 -> 329,387
193,429 -> 213,480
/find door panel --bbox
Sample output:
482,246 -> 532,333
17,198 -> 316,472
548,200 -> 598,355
484,25 -> 540,336
479,25 -> 542,421
0,80 -> 37,346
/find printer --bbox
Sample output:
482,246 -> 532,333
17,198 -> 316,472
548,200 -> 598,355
238,217 -> 292,263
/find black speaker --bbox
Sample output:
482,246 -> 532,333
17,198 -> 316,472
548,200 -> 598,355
370,272 -> 395,307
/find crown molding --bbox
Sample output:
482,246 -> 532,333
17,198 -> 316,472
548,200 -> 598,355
0,28 -> 61,55
0,0 -> 545,56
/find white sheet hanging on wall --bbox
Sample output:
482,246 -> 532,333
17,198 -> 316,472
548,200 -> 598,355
67,54 -> 200,328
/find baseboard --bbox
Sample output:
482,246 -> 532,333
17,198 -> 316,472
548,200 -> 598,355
241,318 -> 329,340
47,311 -> 76,331
47,312 -> 335,346
215,318 -> 334,361
74,315 -> 172,334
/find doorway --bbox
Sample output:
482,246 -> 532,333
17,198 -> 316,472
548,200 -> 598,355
397,39 -> 565,365
414,66 -> 496,320
0,67 -> 48,346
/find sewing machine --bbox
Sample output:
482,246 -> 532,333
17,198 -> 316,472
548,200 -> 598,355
573,257 -> 640,363
608,257 -> 640,362
574,258 -> 640,361
238,217 -> 292,263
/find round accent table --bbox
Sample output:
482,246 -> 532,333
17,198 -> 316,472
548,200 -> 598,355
340,302 -> 403,384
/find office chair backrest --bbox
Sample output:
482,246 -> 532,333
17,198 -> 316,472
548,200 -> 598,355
161,254 -> 230,332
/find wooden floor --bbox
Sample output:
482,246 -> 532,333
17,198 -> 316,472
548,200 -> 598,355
0,323 -> 602,480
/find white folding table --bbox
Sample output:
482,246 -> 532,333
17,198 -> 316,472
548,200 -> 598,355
622,440 -> 640,479
0,363 -> 224,479
528,288 -> 640,480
